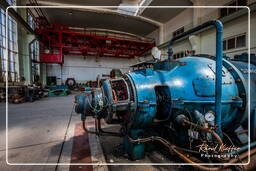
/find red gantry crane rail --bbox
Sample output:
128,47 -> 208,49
34,17 -> 155,64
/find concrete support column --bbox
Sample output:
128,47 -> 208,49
191,0 -> 206,27
17,3 -> 35,85
190,0 -> 206,54
41,63 -> 47,86
159,24 -> 164,45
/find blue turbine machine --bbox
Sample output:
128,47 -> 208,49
74,20 -> 256,169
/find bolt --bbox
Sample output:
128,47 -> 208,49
236,79 -> 241,83
144,100 -> 148,103
240,93 -> 246,97
228,67 -> 233,71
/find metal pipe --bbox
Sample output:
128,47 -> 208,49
227,141 -> 256,156
194,110 -> 206,125
128,136 -> 221,170
224,147 -> 256,169
183,119 -> 223,145
96,118 -> 122,136
167,20 -> 223,137
128,135 -> 256,170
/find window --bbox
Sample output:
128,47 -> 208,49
223,33 -> 246,51
227,38 -> 235,49
6,0 -> 16,6
223,40 -> 227,51
173,27 -> 184,38
220,0 -> 247,18
0,0 -> 18,82
236,34 -> 246,48
27,11 -> 35,29
173,50 -> 195,59
173,51 -> 185,59
30,40 -> 40,82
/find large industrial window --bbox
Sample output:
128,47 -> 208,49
223,34 -> 246,51
173,27 -> 184,38
6,0 -> 16,6
30,40 -> 40,82
0,0 -> 18,82
173,51 -> 185,59
27,11 -> 35,30
220,0 -> 247,18
27,10 -> 40,82
173,50 -> 195,59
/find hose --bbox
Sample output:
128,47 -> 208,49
226,147 -> 256,166
173,148 -> 220,171
182,119 -> 223,145
128,135 -> 256,171
128,136 -> 221,170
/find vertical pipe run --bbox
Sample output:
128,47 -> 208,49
167,20 -> 223,137
214,21 -> 223,138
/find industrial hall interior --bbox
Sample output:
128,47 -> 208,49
1,0 -> 256,171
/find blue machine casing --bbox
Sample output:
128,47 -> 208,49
74,20 -> 256,161
126,57 -> 245,131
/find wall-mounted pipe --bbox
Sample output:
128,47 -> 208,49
167,20 -> 223,137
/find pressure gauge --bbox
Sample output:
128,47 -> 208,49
205,111 -> 215,122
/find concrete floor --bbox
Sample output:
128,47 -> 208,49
0,94 -> 190,171
0,95 -> 76,171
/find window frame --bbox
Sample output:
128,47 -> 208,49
223,33 -> 246,51
0,0 -> 19,82
30,40 -> 40,82
173,27 -> 184,38
27,9 -> 36,30
219,0 -> 247,18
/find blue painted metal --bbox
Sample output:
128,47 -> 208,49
168,20 -> 223,137
74,56 -> 256,160
126,57 -> 243,131
73,20 -> 256,160
228,60 -> 256,140
233,53 -> 256,65
215,21 -> 223,137
49,85 -> 69,90
123,129 -> 145,160
74,88 -> 103,120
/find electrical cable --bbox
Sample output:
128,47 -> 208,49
183,119 -> 223,145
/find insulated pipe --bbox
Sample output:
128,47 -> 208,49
167,20 -> 223,137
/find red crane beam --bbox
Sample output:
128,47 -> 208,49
35,20 -> 155,64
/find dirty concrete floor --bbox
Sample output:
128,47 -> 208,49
0,94 -> 192,171
99,125 -> 189,171
0,95 -> 76,171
